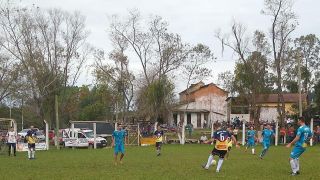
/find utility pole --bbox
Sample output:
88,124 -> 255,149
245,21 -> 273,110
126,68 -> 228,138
298,53 -> 302,117
55,95 -> 60,149
21,98 -> 24,130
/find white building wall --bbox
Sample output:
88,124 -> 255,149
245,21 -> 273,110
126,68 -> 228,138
175,91 -> 228,127
259,107 -> 278,122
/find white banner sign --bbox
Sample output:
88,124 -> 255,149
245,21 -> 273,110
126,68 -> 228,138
17,143 -> 47,152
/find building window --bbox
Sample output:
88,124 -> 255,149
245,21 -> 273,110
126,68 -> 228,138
187,113 -> 191,124
197,113 -> 201,128
173,114 -> 177,125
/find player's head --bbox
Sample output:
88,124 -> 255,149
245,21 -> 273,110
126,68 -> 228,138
157,125 -> 161,130
250,126 -> 254,130
9,127 -> 13,131
30,125 -> 34,130
266,124 -> 271,129
297,117 -> 305,125
216,123 -> 222,130
117,123 -> 122,130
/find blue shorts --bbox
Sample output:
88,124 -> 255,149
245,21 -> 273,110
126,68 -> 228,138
114,144 -> 125,155
247,140 -> 255,147
290,146 -> 305,159
262,142 -> 270,149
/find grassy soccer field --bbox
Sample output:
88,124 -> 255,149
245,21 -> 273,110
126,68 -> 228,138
0,144 -> 319,180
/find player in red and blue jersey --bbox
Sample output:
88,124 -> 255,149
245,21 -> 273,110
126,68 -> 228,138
286,117 -> 313,176
202,124 -> 239,173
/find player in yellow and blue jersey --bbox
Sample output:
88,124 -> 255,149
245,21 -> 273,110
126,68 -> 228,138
202,124 -> 239,173
154,125 -> 164,156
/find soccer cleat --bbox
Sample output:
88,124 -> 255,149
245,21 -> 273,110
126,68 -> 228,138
296,171 -> 300,175
216,170 -> 220,173
291,172 -> 298,176
157,153 -> 161,156
201,164 -> 209,170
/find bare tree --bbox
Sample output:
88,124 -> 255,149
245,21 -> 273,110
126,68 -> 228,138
178,44 -> 214,144
94,37 -> 134,122
109,10 -> 188,85
0,55 -> 19,102
216,22 -> 271,129
0,3 -> 89,124
262,0 -> 297,125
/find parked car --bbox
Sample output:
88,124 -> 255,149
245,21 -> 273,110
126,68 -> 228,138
35,131 -> 46,142
18,128 -> 43,141
61,128 -> 107,148
18,129 -> 30,138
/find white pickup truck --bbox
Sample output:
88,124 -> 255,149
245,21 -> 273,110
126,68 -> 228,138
61,128 -> 107,148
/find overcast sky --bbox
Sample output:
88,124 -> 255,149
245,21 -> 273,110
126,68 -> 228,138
19,0 -> 320,92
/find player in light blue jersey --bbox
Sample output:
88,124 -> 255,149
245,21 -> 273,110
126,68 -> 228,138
259,124 -> 274,159
112,124 -> 126,165
246,126 -> 256,155
286,117 -> 313,176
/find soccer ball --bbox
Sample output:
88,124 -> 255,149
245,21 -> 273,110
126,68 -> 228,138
211,159 -> 217,166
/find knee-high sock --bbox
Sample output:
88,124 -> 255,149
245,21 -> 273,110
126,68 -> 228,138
260,149 -> 267,157
205,154 -> 213,169
31,149 -> 35,158
252,148 -> 255,154
8,144 -> 11,155
290,159 -> 297,173
294,158 -> 299,172
28,149 -> 31,158
216,158 -> 224,171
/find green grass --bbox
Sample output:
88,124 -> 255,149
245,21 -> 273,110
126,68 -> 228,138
0,144 -> 319,180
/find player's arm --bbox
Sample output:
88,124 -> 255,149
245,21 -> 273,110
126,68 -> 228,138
286,135 -> 300,148
111,135 -> 115,147
204,137 -> 215,144
231,135 -> 240,148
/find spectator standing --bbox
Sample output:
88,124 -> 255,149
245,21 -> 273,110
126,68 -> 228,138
280,127 -> 287,144
199,133 -> 208,144
6,127 -> 17,156
315,125 -> 320,144
233,127 -> 239,141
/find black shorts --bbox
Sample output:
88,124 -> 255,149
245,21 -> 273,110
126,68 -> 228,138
155,142 -> 162,148
211,148 -> 227,158
28,143 -> 35,149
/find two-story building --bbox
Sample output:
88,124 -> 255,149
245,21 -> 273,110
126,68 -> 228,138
172,82 -> 228,128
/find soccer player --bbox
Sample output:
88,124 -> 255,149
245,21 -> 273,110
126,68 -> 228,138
225,127 -> 234,159
286,117 -> 312,176
26,126 -> 37,160
112,124 -> 126,165
259,124 -> 274,159
154,125 -> 164,156
246,126 -> 256,155
6,127 -> 17,156
202,124 -> 239,173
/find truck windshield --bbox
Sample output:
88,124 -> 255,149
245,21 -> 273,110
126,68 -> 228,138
84,131 -> 94,138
